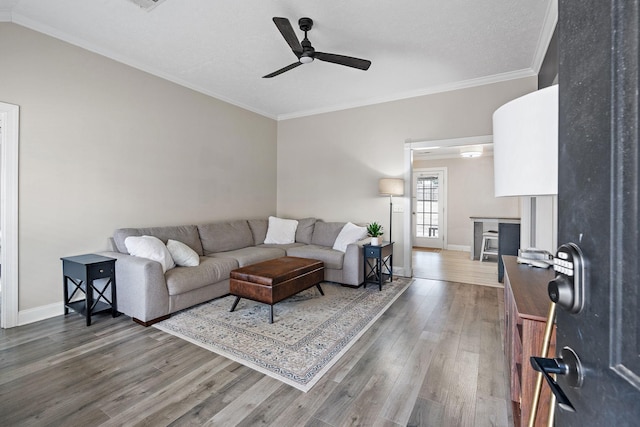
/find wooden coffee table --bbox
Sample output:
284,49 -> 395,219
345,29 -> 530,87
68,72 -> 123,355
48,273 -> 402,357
229,256 -> 325,323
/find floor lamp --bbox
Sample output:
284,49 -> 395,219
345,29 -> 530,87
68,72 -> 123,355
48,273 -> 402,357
379,178 -> 405,244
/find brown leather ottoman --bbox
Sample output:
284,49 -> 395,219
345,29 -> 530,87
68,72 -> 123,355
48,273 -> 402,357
229,256 -> 324,323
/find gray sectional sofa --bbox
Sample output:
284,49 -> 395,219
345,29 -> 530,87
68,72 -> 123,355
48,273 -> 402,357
99,218 -> 369,325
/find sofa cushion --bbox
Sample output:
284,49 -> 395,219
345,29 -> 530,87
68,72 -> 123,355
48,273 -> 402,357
124,235 -> 176,273
259,242 -> 305,251
311,221 -> 346,248
166,239 -> 200,267
114,225 -> 203,256
198,220 -> 253,255
165,256 -> 238,296
286,244 -> 345,270
295,218 -> 316,244
248,219 -> 268,245
210,246 -> 286,267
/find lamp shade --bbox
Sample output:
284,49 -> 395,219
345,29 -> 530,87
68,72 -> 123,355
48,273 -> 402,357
379,178 -> 404,196
493,85 -> 558,197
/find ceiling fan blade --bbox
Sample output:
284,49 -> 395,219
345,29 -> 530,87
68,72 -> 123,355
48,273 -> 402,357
262,61 -> 302,78
273,17 -> 302,57
315,52 -> 371,70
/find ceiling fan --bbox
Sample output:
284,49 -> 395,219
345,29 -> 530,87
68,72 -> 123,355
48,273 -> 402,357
263,17 -> 372,78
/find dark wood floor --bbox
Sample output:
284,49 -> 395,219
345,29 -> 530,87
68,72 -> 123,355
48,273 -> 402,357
0,278 -> 511,426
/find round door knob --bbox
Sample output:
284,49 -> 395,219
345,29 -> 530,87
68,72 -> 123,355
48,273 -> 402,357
548,275 -> 574,309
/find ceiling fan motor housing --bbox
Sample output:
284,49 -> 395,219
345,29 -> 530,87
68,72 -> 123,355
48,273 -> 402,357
300,38 -> 315,62
298,17 -> 313,32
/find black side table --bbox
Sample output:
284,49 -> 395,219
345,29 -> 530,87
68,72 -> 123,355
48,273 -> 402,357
61,254 -> 117,326
363,241 -> 394,291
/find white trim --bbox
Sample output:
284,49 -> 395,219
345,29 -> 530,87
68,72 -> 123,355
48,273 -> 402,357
403,148 -> 413,279
0,102 -> 19,329
531,0 -> 558,73
278,69 -> 535,121
18,302 -> 64,326
446,244 -> 470,252
407,134 -> 493,150
393,267 -> 410,278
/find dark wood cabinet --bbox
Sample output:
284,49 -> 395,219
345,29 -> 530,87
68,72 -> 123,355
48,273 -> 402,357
503,256 -> 555,426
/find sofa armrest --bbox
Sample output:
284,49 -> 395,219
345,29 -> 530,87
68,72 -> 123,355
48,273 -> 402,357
97,251 -> 170,323
342,238 -> 370,286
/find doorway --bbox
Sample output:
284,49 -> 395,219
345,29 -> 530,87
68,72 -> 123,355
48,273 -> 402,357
413,168 -> 446,249
402,135 -> 493,277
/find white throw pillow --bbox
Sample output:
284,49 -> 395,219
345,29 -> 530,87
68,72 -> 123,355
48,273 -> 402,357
166,239 -> 200,267
264,216 -> 299,244
124,235 -> 175,273
332,222 -> 368,252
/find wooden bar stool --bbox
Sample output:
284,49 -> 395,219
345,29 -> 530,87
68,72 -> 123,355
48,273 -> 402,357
480,231 -> 499,261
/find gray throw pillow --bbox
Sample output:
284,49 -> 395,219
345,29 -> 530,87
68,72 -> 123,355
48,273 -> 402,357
311,221 -> 346,247
198,220 -> 253,254
295,218 -> 316,244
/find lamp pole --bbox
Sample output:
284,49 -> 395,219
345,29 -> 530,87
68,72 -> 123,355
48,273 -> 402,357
388,194 -> 393,244
379,177 -> 404,245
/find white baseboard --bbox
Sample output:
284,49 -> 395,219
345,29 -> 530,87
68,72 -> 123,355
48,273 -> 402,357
446,245 -> 470,252
18,302 -> 64,326
394,267 -> 412,278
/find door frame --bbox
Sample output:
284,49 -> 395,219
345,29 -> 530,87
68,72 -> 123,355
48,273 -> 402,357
402,135 -> 493,277
0,102 -> 19,329
412,167 -> 447,249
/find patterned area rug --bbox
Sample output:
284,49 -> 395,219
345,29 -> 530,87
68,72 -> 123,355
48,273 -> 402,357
154,277 -> 412,392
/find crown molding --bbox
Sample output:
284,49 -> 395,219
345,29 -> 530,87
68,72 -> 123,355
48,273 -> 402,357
7,10 -> 542,122
276,69 -> 536,121
531,0 -> 558,73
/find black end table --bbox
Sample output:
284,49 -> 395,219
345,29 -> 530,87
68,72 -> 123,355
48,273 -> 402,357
363,241 -> 394,290
61,254 -> 117,326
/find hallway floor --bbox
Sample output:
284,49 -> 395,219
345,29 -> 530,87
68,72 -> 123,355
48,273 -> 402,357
412,248 -> 501,288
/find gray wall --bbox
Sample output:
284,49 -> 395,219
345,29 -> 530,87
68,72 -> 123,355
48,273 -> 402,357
413,155 -> 520,249
1,20 -> 539,316
0,23 -> 277,312
277,77 -> 537,272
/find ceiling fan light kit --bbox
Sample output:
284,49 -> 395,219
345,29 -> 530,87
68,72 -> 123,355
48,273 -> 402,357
263,17 -> 372,78
127,0 -> 166,11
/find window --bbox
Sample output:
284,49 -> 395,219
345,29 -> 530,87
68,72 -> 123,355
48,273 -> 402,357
416,176 -> 439,238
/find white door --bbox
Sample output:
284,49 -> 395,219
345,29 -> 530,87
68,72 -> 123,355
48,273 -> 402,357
413,168 -> 446,249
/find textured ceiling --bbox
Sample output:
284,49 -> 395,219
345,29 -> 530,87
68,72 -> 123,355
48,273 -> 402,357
0,0 -> 556,119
